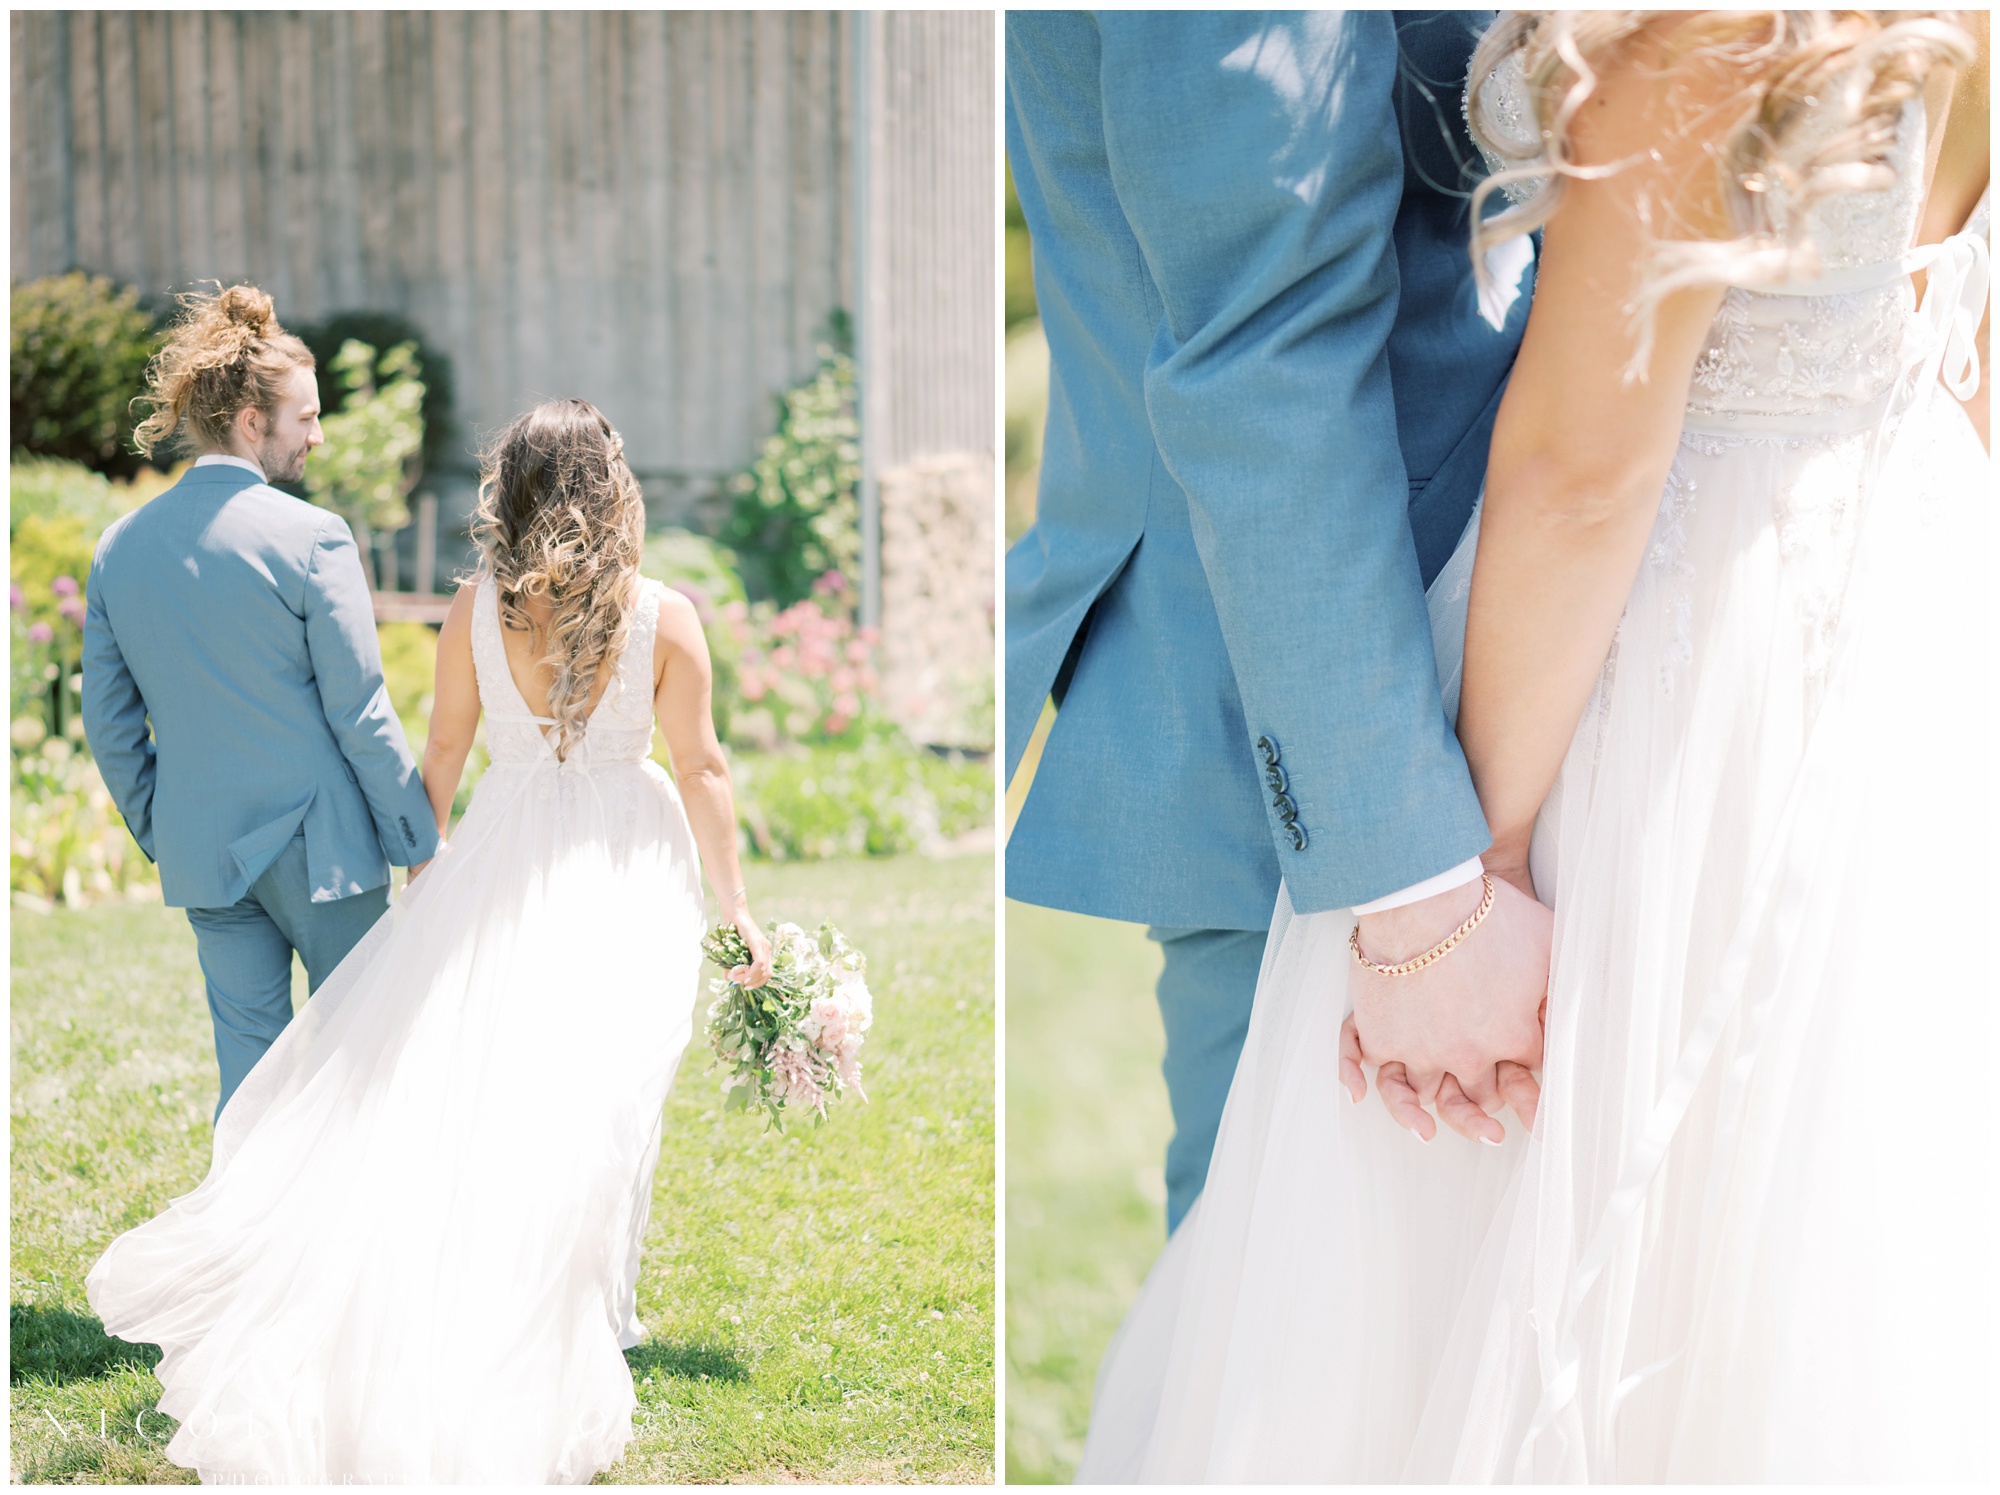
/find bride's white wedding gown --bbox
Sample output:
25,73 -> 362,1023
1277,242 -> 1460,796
87,577 -> 707,1484
1080,68 -> 1995,1485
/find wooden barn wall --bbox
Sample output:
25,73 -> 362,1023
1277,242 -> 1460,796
11,9 -> 866,518
861,10 -> 994,470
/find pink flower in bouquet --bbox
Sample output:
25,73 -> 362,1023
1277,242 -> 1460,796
770,1045 -> 826,1114
51,575 -> 79,598
809,995 -> 850,1052
835,1033 -> 865,1095
28,622 -> 54,644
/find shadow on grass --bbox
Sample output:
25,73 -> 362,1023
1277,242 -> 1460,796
625,1337 -> 749,1384
9,1302 -> 161,1385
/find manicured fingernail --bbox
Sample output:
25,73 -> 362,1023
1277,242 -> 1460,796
1479,1135 -> 1502,1147
1411,1127 -> 1429,1143
1347,1086 -> 1361,1104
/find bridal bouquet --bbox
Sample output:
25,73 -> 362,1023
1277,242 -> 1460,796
702,919 -> 872,1130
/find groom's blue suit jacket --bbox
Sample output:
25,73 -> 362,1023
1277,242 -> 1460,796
1006,10 -> 1535,929
82,463 -> 441,909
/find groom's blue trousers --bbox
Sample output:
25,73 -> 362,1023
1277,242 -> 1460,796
184,835 -> 388,1121
1150,925 -> 1270,1234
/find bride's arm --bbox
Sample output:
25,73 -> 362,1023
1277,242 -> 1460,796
419,583 -> 481,846
652,588 -> 773,989
1458,27 -> 1736,889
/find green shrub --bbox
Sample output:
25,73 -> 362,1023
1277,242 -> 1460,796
9,272 -> 161,477
731,739 -> 992,862
295,311 -> 457,478
722,341 -> 862,606
303,339 -> 426,538
10,731 -> 158,907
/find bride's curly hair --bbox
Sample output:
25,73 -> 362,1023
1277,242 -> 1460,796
131,283 -> 315,457
470,398 -> 646,760
1466,10 -> 1975,372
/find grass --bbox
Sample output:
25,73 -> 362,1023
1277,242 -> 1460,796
9,853 -> 994,1485
1003,900 -> 1171,1484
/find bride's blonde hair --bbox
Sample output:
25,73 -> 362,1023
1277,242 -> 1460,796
1466,10 -> 1975,371
470,398 -> 646,760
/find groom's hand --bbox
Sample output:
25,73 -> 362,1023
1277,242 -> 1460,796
1340,873 -> 1551,1143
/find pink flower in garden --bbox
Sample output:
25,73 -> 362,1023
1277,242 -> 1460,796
845,640 -> 869,665
813,570 -> 846,596
739,670 -> 767,702
833,692 -> 861,719
858,667 -> 878,693
831,668 -> 856,693
770,645 -> 795,670
825,713 -> 851,736
50,575 -> 79,597
57,597 -> 86,625
858,625 -> 881,646
28,622 -> 54,644
9,585 -> 24,611
722,599 -> 748,623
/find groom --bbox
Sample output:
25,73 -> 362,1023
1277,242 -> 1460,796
1006,12 -> 1544,1230
83,286 -> 439,1121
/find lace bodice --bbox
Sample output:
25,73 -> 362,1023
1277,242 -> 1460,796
1467,50 -> 1931,428
471,578 -> 662,768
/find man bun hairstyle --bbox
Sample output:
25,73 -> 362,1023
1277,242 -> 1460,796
132,283 -> 315,458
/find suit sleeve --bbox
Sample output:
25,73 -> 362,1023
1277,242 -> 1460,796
80,546 -> 158,861
302,513 -> 441,866
1097,11 -> 1490,913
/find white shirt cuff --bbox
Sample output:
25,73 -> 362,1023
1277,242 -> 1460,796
1351,856 -> 1486,916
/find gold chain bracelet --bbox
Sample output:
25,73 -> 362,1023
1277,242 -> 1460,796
1349,874 -> 1495,976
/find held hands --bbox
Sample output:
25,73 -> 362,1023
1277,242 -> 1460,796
1337,866 -> 1551,1145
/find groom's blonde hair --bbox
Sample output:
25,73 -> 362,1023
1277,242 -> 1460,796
132,283 -> 315,458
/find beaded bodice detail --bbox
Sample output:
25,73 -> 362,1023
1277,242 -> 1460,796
471,578 -> 662,768
1467,51 -> 1930,428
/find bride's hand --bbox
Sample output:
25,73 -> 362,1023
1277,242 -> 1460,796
1342,874 -> 1551,1142
729,911 -> 774,990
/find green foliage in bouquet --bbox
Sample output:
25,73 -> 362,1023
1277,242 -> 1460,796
702,919 -> 871,1131
10,272 -> 161,477
721,336 -> 862,607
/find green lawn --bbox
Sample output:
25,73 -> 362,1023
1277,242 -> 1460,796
1003,901 -> 1171,1484
10,854 -> 994,1484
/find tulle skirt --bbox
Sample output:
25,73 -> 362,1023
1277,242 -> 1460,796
86,757 -> 706,1484
1079,398 -> 1998,1482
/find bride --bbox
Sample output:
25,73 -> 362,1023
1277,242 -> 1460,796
86,397 -> 775,1483
1082,10 -> 1992,1483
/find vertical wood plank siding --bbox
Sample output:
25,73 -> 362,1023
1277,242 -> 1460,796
13,9 -> 991,531
863,10 -> 995,469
